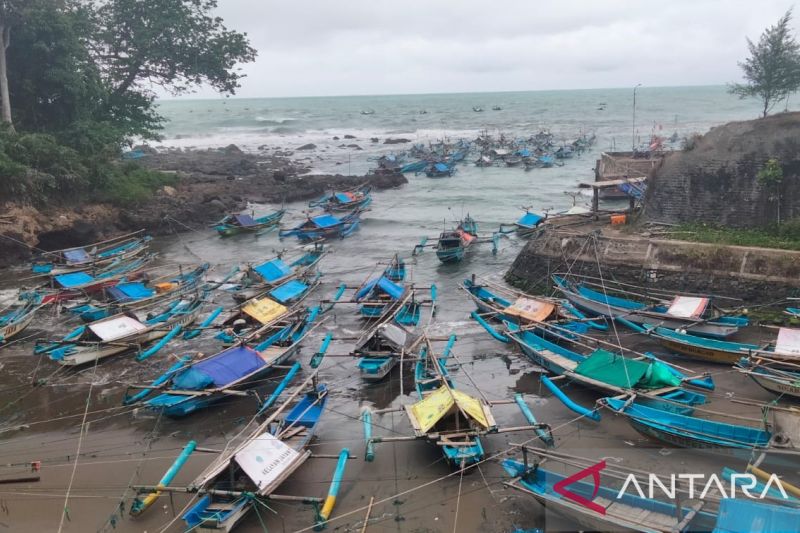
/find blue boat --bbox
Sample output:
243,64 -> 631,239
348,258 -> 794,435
553,275 -> 747,339
736,357 -> 800,401
353,275 -> 407,318
231,245 -> 325,302
513,210 -> 545,237
504,321 -> 711,415
383,253 -> 406,282
425,161 -> 455,178
503,454 -> 719,532
279,210 -> 362,242
213,209 -> 285,237
435,215 -> 478,263
31,231 -> 151,275
600,396 -> 774,450
786,307 -> 800,318
309,185 -> 372,212
462,276 -> 606,333
181,382 -> 329,532
400,160 -> 428,173
0,293 -> 42,345
66,263 -> 209,323
355,321 -> 419,381
126,308 -> 319,417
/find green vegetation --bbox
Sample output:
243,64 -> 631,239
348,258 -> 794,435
728,9 -> 800,117
0,0 -> 255,205
757,158 -> 785,224
667,220 -> 800,251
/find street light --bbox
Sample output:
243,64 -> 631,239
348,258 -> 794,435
632,83 -> 642,151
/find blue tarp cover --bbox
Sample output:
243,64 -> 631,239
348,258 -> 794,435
254,258 -> 292,282
174,345 -> 265,389
234,214 -> 257,227
335,192 -> 352,203
356,276 -> 404,301
64,249 -> 90,263
517,149 -> 531,157
110,282 -> 155,301
269,279 -> 308,303
517,212 -> 543,227
713,498 -> 800,532
312,214 -> 341,228
434,163 -> 449,172
55,271 -> 95,288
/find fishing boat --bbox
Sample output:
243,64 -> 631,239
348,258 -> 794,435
217,277 -> 319,344
502,447 -> 723,532
599,396 -> 800,453
213,209 -> 285,237
231,245 -> 325,302
33,254 -> 156,305
462,276 -> 606,333
511,209 -> 545,237
503,321 -> 711,415
31,230 -> 151,275
35,294 -> 204,366
125,307 -> 320,417
355,321 -> 420,381
621,318 -> 800,366
182,381 -> 332,531
473,106 -> 484,112
128,374 -> 348,531
353,275 -> 406,318
786,307 -> 800,318
435,215 -> 478,263
383,253 -> 406,282
400,160 -> 428,173
0,293 -> 42,345
504,154 -> 523,167
736,358 -> 800,401
553,275 -> 747,339
309,184 -> 372,212
279,210 -> 362,242
492,105 -> 502,111
363,336 -> 553,468
475,155 -> 493,167
65,263 -> 209,322
425,162 -> 455,178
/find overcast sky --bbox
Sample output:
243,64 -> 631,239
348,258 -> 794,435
183,0 -> 796,99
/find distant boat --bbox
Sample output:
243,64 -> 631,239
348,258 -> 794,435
492,105 -> 502,111
419,110 -> 428,114
360,109 -> 375,115
472,106 -> 484,112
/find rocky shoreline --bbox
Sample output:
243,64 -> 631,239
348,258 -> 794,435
0,145 -> 407,267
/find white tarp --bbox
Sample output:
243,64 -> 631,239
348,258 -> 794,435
88,316 -> 147,341
378,323 -> 409,350
235,432 -> 300,491
775,328 -> 800,356
666,296 -> 709,318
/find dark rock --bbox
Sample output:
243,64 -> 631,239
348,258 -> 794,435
222,144 -> 243,154
371,138 -> 379,143
297,143 -> 316,151
384,138 -> 411,145
344,134 -> 356,139
347,144 -> 363,150
333,136 -> 340,140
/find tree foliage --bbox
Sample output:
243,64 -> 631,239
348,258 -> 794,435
729,10 -> 800,117
0,0 -> 256,204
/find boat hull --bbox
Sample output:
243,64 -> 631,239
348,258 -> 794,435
746,371 -> 800,400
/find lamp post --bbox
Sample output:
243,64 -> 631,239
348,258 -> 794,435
632,83 -> 642,151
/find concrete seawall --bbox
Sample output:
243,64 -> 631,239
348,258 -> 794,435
506,226 -> 800,303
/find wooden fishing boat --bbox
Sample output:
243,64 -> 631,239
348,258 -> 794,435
622,319 -> 800,366
503,456 -> 718,532
599,397 -> 800,453
309,184 -> 372,212
125,308 -> 319,417
504,321 -> 712,415
33,254 -> 156,305
786,307 -> 800,319
217,277 -> 319,344
31,230 -> 151,275
462,276 -> 606,333
355,321 -> 419,381
279,210 -> 362,242
736,358 -> 800,401
181,382 -> 330,532
231,245 -> 325,302
400,160 -> 428,173
553,275 -> 747,339
425,162 -> 455,178
435,215 -> 478,263
353,275 -> 407,318
0,294 -> 43,345
65,263 -> 209,322
213,209 -> 285,237
383,253 -> 406,282
363,336 -> 553,468
36,294 -> 204,366
512,209 -> 544,237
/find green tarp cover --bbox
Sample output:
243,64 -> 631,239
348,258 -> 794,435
574,349 -> 681,389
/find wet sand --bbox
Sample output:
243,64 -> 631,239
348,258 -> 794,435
0,186 -> 792,532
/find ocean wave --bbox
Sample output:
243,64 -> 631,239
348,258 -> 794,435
255,116 -> 297,125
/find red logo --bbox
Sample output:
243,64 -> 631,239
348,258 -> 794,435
552,460 -> 607,515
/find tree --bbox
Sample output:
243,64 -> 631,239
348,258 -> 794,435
0,0 -> 30,132
729,10 -> 800,117
757,158 -> 784,224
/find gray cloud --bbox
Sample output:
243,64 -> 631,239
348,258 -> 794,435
177,0 -> 795,98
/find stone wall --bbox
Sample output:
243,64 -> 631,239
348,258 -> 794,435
506,229 -> 800,304
645,112 -> 800,227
